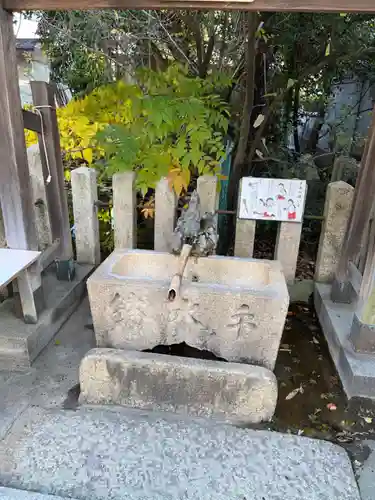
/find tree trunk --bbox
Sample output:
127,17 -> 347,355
293,83 -> 301,153
228,12 -> 258,208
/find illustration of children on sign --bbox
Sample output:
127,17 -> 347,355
287,199 -> 297,220
258,198 -> 276,218
277,183 -> 287,201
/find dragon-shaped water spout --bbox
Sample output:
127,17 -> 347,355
168,190 -> 218,301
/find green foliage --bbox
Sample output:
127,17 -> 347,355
37,10 -> 113,95
25,65 -> 230,197
96,65 -> 230,195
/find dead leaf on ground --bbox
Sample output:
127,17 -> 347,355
336,432 -> 354,443
329,375 -> 339,386
285,384 -> 304,400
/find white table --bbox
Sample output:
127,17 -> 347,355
0,249 -> 41,324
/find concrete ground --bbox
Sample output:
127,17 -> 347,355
0,406 -> 361,500
358,441 -> 375,500
0,298 -> 370,499
0,297 -> 95,441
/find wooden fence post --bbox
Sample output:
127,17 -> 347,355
113,171 -> 137,249
31,81 -> 73,259
0,8 -> 38,250
332,106 -> 375,303
0,207 -> 6,249
71,167 -> 100,265
315,181 -> 354,283
154,177 -> 177,252
27,143 -> 53,250
349,221 -> 375,352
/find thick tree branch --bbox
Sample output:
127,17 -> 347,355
232,12 -> 258,172
248,45 -> 375,164
201,32 -> 215,77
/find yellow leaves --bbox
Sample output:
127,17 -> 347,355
141,198 -> 155,219
82,148 -> 93,165
24,128 -> 38,148
167,166 -> 191,196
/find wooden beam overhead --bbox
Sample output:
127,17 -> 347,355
4,0 -> 375,13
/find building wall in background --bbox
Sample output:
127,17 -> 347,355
17,42 -> 50,105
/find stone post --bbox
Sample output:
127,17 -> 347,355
331,156 -> 359,184
71,167 -> 100,265
315,181 -> 354,283
27,144 -> 53,250
113,171 -> 137,249
234,219 -> 256,258
234,178 -> 255,258
275,222 -> 302,283
197,175 -> 218,214
154,177 -> 177,252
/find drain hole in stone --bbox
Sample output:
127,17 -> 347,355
143,342 -> 227,362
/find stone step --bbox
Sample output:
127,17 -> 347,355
79,348 -> 277,424
0,487 -> 76,500
0,264 -> 92,371
0,406 -> 360,500
315,282 -> 375,399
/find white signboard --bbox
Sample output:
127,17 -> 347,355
238,178 -> 307,222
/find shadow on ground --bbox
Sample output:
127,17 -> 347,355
269,300 -> 375,465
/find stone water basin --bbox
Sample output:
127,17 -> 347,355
87,249 -> 289,370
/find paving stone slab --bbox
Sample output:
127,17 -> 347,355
79,348 -> 277,424
0,487 -> 75,500
0,406 -> 360,500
